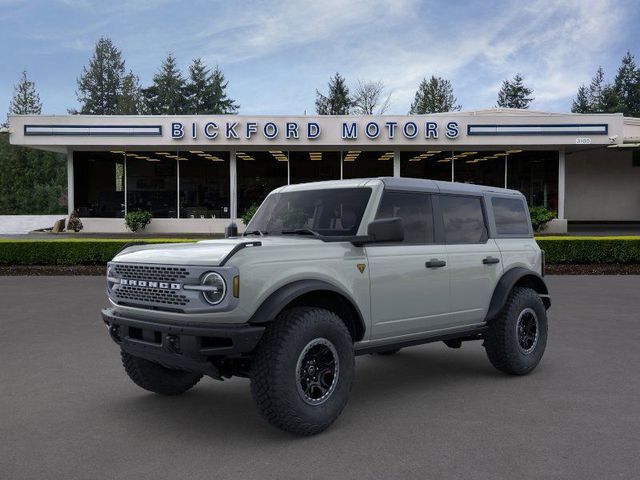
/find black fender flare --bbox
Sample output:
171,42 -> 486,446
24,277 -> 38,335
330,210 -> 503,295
485,267 -> 550,322
248,279 -> 366,341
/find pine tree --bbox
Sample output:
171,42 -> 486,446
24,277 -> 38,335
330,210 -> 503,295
116,71 -> 144,115
571,85 -> 591,113
496,73 -> 534,109
185,59 -> 239,114
75,37 -> 125,114
8,70 -> 42,117
409,76 -> 461,114
613,51 -> 640,117
315,73 -> 352,115
588,66 -> 607,111
144,53 -> 187,115
208,65 -> 239,114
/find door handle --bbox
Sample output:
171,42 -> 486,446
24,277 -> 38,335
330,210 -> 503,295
426,259 -> 446,268
482,256 -> 500,265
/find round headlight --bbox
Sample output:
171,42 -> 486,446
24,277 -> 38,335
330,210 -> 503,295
201,272 -> 226,305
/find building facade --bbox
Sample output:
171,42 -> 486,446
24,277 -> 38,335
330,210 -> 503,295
9,109 -> 640,234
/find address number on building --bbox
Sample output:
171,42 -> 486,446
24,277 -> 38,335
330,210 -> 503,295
575,137 -> 592,144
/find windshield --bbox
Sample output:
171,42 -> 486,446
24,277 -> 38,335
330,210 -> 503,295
246,187 -> 372,237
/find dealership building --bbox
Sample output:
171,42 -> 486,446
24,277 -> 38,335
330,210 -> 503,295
8,109 -> 640,234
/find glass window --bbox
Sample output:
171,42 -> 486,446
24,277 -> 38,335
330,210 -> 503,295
73,151 -> 125,218
454,151 -> 505,187
375,191 -> 434,244
441,195 -> 487,244
492,197 -> 530,235
247,188 -> 371,236
237,151 -> 288,218
342,150 -> 394,179
290,151 -> 340,184
507,151 -> 558,210
401,151 -> 452,181
178,151 -> 230,218
126,151 -> 177,218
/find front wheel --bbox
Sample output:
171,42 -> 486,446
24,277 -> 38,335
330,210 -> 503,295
250,307 -> 354,436
484,287 -> 548,375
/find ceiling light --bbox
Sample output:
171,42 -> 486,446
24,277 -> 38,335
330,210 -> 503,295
146,158 -> 160,162
437,159 -> 451,163
189,151 -> 204,154
495,153 -> 508,156
506,150 -> 523,154
427,150 -> 442,154
110,150 -> 125,154
155,152 -> 170,156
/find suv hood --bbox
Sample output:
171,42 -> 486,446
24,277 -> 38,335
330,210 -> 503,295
112,236 -> 323,266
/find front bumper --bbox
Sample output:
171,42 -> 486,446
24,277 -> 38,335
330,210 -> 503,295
102,308 -> 265,378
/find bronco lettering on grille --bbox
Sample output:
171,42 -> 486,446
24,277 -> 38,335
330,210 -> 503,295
119,279 -> 181,290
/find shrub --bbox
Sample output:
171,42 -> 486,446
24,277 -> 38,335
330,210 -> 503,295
66,210 -> 83,232
125,210 -> 152,232
529,206 -> 556,231
536,237 -> 640,264
241,204 -> 259,226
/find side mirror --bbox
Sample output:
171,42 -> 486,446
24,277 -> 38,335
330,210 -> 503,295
363,217 -> 404,244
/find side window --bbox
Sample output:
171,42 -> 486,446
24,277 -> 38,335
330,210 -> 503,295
492,197 -> 530,235
375,191 -> 434,244
440,195 -> 487,244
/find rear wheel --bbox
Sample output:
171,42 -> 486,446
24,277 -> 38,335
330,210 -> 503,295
121,351 -> 202,395
250,307 -> 354,436
484,287 -> 548,375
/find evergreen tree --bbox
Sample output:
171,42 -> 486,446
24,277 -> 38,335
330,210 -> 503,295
75,37 -> 125,114
315,73 -> 352,115
8,70 -> 42,117
185,59 -> 239,114
409,76 -> 461,114
496,73 -> 534,109
144,53 -> 187,115
613,51 -> 640,117
588,66 -> 607,111
571,85 -> 591,113
116,71 -> 144,115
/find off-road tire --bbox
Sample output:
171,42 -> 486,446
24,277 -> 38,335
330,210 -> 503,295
376,347 -> 402,356
121,351 -> 202,395
484,287 -> 548,375
250,307 -> 354,436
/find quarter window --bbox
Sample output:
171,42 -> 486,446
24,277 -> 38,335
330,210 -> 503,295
492,197 -> 530,235
375,191 -> 434,244
440,195 -> 487,244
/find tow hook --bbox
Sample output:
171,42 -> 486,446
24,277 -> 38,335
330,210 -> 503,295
166,334 -> 181,353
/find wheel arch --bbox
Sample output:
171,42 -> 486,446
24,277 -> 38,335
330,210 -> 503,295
248,280 -> 366,342
485,267 -> 550,323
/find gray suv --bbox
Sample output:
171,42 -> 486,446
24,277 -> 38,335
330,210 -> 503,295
102,177 -> 550,435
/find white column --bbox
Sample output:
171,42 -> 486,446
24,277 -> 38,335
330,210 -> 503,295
230,150 -> 237,220
558,148 -> 566,220
66,148 -> 74,216
393,150 -> 400,177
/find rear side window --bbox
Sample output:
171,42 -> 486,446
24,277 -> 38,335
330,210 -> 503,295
440,195 -> 487,244
375,191 -> 434,244
492,197 -> 530,235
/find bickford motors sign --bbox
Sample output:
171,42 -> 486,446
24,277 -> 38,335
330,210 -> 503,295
170,120 -> 461,142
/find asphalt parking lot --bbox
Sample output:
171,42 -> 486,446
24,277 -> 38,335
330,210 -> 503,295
1,276 -> 639,480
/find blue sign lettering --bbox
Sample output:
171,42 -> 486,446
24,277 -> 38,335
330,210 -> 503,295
446,121 -> 459,139
171,122 -> 184,139
307,122 -> 321,139
342,122 -> 358,139
385,121 -> 397,139
226,122 -> 239,139
403,121 -> 418,139
365,121 -> 380,139
204,122 -> 218,139
286,122 -> 299,139
263,122 -> 279,139
245,122 -> 258,139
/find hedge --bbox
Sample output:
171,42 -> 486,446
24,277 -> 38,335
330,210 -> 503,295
0,239 -> 195,265
536,237 -> 640,264
1,237 -> 639,266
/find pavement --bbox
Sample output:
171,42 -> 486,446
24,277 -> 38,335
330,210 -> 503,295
1,276 -> 639,480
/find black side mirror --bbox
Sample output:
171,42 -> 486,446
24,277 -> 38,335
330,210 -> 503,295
364,217 -> 404,244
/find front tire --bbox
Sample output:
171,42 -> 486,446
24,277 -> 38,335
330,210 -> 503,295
484,287 -> 548,375
250,307 -> 354,436
121,351 -> 202,395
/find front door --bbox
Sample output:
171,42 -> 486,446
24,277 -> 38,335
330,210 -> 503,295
366,191 -> 452,340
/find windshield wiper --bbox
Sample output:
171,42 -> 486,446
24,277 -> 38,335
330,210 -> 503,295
280,228 -> 321,238
243,230 -> 267,236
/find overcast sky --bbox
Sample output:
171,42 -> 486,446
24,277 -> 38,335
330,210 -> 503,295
1,0 -> 639,117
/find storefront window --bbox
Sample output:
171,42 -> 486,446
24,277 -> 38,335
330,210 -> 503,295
237,150 -> 288,217
507,150 -> 558,209
289,151 -> 341,184
342,150 -> 394,179
178,151 -> 230,218
73,151 -> 125,218
126,151 -> 177,218
401,150 -> 452,181
454,151 -> 506,188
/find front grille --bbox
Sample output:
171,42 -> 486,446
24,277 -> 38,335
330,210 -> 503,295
115,285 -> 190,307
113,264 -> 189,282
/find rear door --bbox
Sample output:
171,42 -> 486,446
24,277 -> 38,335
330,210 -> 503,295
439,194 -> 503,326
366,190 -> 452,340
